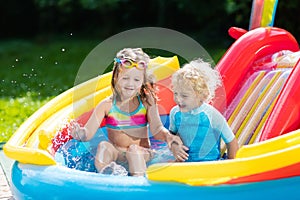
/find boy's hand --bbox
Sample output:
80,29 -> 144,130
171,142 -> 189,162
167,135 -> 189,162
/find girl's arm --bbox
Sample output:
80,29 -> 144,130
71,98 -> 110,141
146,101 -> 186,150
146,100 -> 169,140
226,138 -> 239,159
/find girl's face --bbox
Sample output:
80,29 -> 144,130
173,85 -> 202,112
116,68 -> 144,100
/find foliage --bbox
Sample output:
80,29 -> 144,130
1,0 -> 253,44
35,0 -> 121,10
276,0 -> 300,39
2,0 -> 300,42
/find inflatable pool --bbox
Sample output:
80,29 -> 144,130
4,26 -> 300,199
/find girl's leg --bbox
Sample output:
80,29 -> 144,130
126,144 -> 152,176
95,141 -> 119,172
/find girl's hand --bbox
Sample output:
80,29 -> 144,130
69,120 -> 87,141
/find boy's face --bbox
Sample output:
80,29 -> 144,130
173,85 -> 202,112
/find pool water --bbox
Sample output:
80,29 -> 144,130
54,127 -> 175,173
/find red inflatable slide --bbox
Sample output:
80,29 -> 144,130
216,26 -> 300,143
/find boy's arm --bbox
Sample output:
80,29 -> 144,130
226,138 -> 239,159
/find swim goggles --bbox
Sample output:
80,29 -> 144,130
114,58 -> 147,70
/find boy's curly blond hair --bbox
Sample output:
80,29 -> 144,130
172,58 -> 222,102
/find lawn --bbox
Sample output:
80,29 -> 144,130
0,36 -> 226,143
0,37 -> 100,143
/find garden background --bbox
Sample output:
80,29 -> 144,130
1,0 -> 300,144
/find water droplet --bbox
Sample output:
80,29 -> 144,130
70,33 -> 73,36
40,56 -> 43,59
55,61 -> 58,65
31,68 -> 35,71
15,58 -> 19,62
12,65 -> 15,68
61,48 -> 65,52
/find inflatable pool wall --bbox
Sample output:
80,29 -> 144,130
4,27 -> 300,199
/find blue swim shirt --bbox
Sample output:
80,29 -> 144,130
169,103 -> 235,162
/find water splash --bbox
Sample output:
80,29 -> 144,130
54,131 -> 175,174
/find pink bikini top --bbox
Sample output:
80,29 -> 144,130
106,96 -> 147,130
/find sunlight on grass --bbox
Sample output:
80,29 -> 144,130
0,94 -> 51,142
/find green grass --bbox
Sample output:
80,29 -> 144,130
0,37 -> 100,143
0,37 -> 227,143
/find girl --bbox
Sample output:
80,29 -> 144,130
70,48 -> 182,176
169,59 -> 239,162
